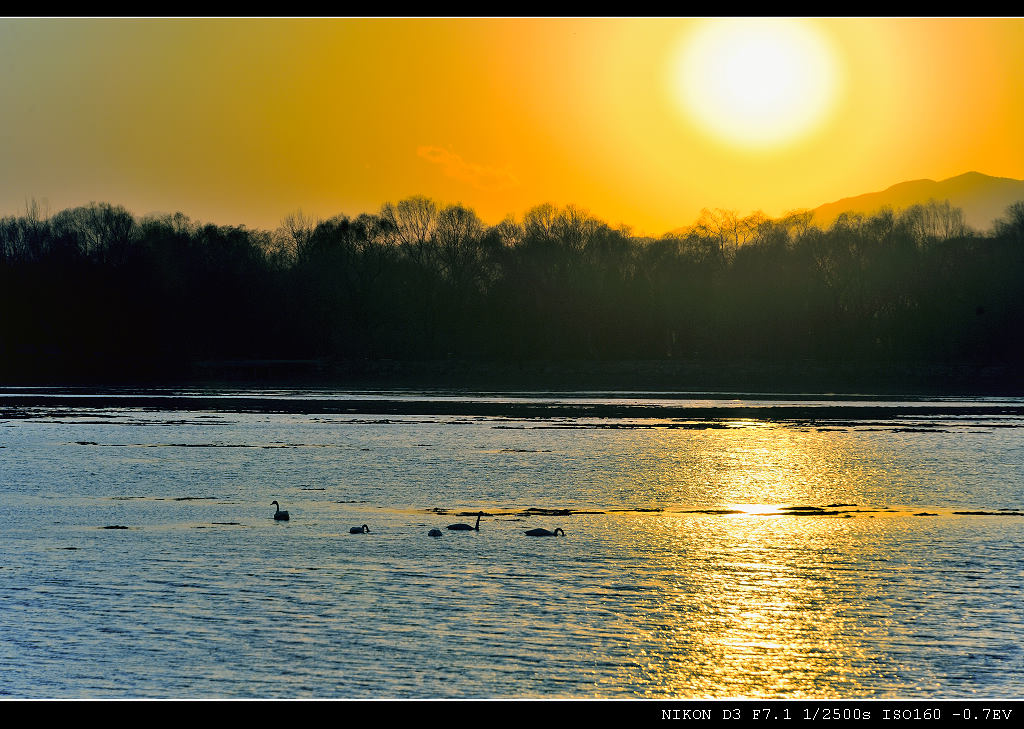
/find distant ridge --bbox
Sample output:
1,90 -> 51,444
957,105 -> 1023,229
811,172 -> 1024,232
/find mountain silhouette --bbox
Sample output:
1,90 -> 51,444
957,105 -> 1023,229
811,171 -> 1024,232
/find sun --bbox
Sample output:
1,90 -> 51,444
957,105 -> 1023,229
671,19 -> 841,150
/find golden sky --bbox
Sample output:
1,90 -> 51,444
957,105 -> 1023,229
2,17 -> 1022,236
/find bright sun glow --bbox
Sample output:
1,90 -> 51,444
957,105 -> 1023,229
671,19 -> 840,149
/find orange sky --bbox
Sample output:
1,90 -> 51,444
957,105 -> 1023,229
1,17 -> 1022,236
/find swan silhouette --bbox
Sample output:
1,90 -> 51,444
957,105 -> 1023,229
447,512 -> 483,531
427,528 -> 443,537
525,527 -> 564,537
271,501 -> 289,521
349,524 -> 370,534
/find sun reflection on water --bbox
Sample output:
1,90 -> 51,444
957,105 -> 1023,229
610,422 -> 900,697
727,503 -> 784,515
626,513 -> 889,698
626,419 -> 878,511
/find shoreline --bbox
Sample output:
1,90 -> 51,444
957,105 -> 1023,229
3,357 -> 1022,397
2,392 -> 1022,421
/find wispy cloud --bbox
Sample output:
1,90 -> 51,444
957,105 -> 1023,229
416,146 -> 519,191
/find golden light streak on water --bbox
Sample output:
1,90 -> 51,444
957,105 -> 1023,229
626,419 -> 868,510
615,423 -> 898,697
727,503 -> 784,515
629,513 -> 888,698
713,423 -> 827,507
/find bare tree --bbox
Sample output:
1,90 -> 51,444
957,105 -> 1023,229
522,203 -> 558,242
899,199 -> 968,245
436,204 -> 484,285
993,201 -> 1024,242
277,209 -> 316,260
779,209 -> 815,239
380,195 -> 439,266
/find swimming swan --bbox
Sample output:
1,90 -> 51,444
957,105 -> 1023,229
350,524 -> 370,534
271,501 -> 289,521
427,528 -> 443,537
447,512 -> 483,531
525,527 -> 564,537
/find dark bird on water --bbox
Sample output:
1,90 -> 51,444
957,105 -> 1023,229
271,501 -> 289,521
350,524 -> 370,534
447,512 -> 483,531
525,527 -> 564,537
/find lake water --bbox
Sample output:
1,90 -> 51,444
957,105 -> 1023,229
1,388 -> 1023,699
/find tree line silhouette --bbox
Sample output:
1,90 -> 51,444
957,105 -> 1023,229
1,196 -> 1022,387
